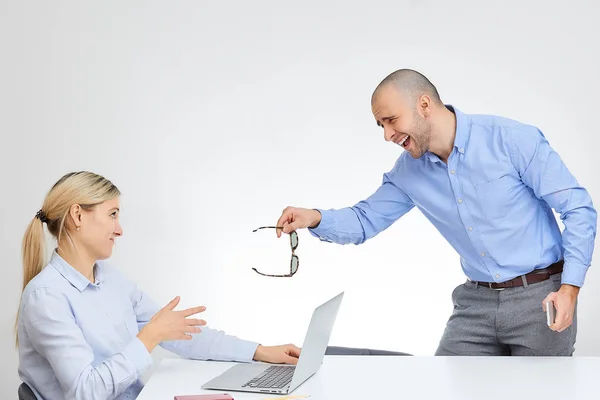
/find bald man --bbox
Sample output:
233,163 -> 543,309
273,69 -> 597,356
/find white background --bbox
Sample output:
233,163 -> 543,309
1,0 -> 598,396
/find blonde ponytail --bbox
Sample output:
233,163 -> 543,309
15,216 -> 47,346
21,216 -> 47,291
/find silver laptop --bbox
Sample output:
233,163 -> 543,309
201,292 -> 344,395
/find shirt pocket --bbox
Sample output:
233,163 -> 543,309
474,174 -> 518,221
120,305 -> 139,338
104,297 -> 137,340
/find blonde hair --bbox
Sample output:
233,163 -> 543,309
15,171 -> 120,345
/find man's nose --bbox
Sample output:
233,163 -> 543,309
384,126 -> 395,142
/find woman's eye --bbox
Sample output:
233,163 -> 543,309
110,212 -> 117,219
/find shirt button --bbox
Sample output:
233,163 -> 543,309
450,169 -> 456,175
480,252 -> 486,257
459,148 -> 465,153
495,274 -> 501,279
468,226 -> 473,231
457,198 -> 463,204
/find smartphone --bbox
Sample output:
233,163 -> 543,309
546,301 -> 555,326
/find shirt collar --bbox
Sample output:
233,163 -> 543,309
425,104 -> 469,163
447,104 -> 469,154
50,250 -> 103,292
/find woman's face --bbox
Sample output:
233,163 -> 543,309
77,197 -> 123,260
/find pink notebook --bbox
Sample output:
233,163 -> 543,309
173,395 -> 233,400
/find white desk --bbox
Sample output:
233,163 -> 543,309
137,356 -> 599,400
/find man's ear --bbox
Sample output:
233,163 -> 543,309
418,94 -> 432,118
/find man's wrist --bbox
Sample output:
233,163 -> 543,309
309,209 -> 322,229
559,283 -> 580,298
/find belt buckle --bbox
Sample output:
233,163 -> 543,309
489,283 -> 505,291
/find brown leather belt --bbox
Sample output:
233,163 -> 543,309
472,260 -> 564,290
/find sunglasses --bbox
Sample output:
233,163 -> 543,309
251,226 -> 299,277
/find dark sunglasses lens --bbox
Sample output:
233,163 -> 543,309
290,232 -> 298,249
291,255 -> 299,274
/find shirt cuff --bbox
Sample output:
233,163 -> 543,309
561,261 -> 590,288
234,339 -> 260,363
122,337 -> 153,373
308,209 -> 336,241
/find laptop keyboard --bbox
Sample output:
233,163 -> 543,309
242,365 -> 295,389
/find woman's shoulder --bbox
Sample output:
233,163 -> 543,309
22,263 -> 65,298
19,265 -> 74,323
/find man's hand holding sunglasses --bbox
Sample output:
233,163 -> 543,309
275,207 -> 322,238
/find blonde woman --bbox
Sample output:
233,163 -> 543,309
16,171 -> 300,400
